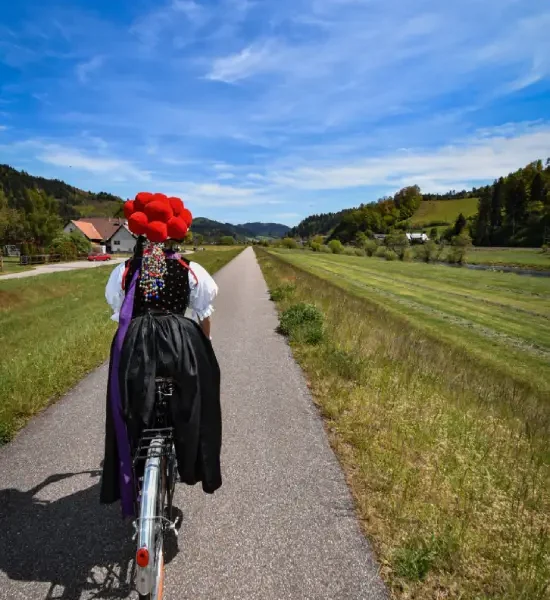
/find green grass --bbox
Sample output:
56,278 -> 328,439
273,250 -> 550,397
257,248 -> 549,600
468,247 -> 550,270
410,198 -> 479,228
0,248 -> 241,444
0,256 -> 33,275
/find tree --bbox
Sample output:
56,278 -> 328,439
504,175 -> 528,234
328,239 -> 343,254
282,237 -> 298,249
429,227 -> 439,242
69,230 -> 91,254
490,178 -> 504,235
393,185 -> 422,220
193,232 -> 204,246
219,235 -> 235,246
474,189 -> 491,245
529,172 -> 546,216
453,213 -> 467,236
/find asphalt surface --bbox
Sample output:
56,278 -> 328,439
0,247 -> 386,600
0,258 -> 126,280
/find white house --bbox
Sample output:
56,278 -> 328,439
107,224 -> 137,253
64,218 -> 136,253
406,233 -> 429,244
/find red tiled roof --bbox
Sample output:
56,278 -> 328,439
77,218 -> 126,240
71,221 -> 103,241
70,218 -> 128,241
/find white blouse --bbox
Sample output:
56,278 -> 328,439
105,260 -> 218,323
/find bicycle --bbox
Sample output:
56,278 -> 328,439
132,377 -> 179,600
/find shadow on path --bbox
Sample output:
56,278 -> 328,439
0,470 -> 135,600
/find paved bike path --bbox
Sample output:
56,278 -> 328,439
0,247 -> 386,600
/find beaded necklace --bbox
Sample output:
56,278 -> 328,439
139,242 -> 167,302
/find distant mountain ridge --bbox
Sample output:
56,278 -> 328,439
192,218 -> 289,240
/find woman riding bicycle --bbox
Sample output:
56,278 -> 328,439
100,192 -> 222,517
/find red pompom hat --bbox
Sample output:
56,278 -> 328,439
125,192 -> 193,242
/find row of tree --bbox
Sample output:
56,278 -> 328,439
289,158 -> 550,247
472,160 -> 550,246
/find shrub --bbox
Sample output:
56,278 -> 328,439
402,247 -> 414,262
354,248 -> 366,257
270,281 -> 296,302
328,239 -> 344,254
364,240 -> 378,256
449,232 -> 472,264
385,231 -> 409,258
279,303 -> 324,345
219,236 -> 235,246
415,240 -> 439,263
385,249 -> 398,261
320,244 -> 332,253
375,246 -> 387,258
541,244 -> 549,254
281,237 -> 298,249
310,242 -> 321,252
344,247 -> 356,256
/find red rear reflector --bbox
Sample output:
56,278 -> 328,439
136,547 -> 149,568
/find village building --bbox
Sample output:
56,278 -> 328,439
64,218 -> 137,253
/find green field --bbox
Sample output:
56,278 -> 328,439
0,256 -> 33,275
468,247 -> 550,270
0,248 -> 241,443
258,248 -> 549,599
410,197 -> 479,227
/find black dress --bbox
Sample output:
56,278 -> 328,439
100,256 -> 222,512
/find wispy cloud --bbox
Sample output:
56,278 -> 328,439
1,0 -> 549,223
76,56 -> 104,83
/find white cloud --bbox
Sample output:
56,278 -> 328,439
35,143 -> 150,182
206,41 -> 277,82
76,56 -> 104,83
266,123 -> 550,193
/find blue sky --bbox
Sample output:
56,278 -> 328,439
1,0 -> 549,225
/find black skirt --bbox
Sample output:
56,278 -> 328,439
100,313 -> 222,506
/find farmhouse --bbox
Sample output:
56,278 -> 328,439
406,232 -> 429,244
64,218 -> 137,253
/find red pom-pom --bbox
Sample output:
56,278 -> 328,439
135,192 -> 153,212
146,221 -> 168,243
128,212 -> 149,235
168,197 -> 184,216
180,208 -> 193,227
152,193 -> 168,204
144,200 -> 173,223
167,217 -> 188,240
123,200 -> 135,219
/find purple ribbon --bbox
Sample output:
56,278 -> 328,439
109,268 -> 139,517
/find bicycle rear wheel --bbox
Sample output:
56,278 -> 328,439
136,439 -> 166,600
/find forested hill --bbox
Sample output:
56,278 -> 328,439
0,164 -> 123,219
191,218 -> 289,241
289,159 -> 550,247
288,208 -> 355,238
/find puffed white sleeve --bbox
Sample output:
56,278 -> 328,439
188,261 -> 218,322
105,262 -> 126,322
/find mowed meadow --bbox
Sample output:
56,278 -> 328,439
256,248 -> 550,600
0,247 -> 241,444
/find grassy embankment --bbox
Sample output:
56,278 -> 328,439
467,247 -> 550,270
257,248 -> 549,600
0,247 -> 241,444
